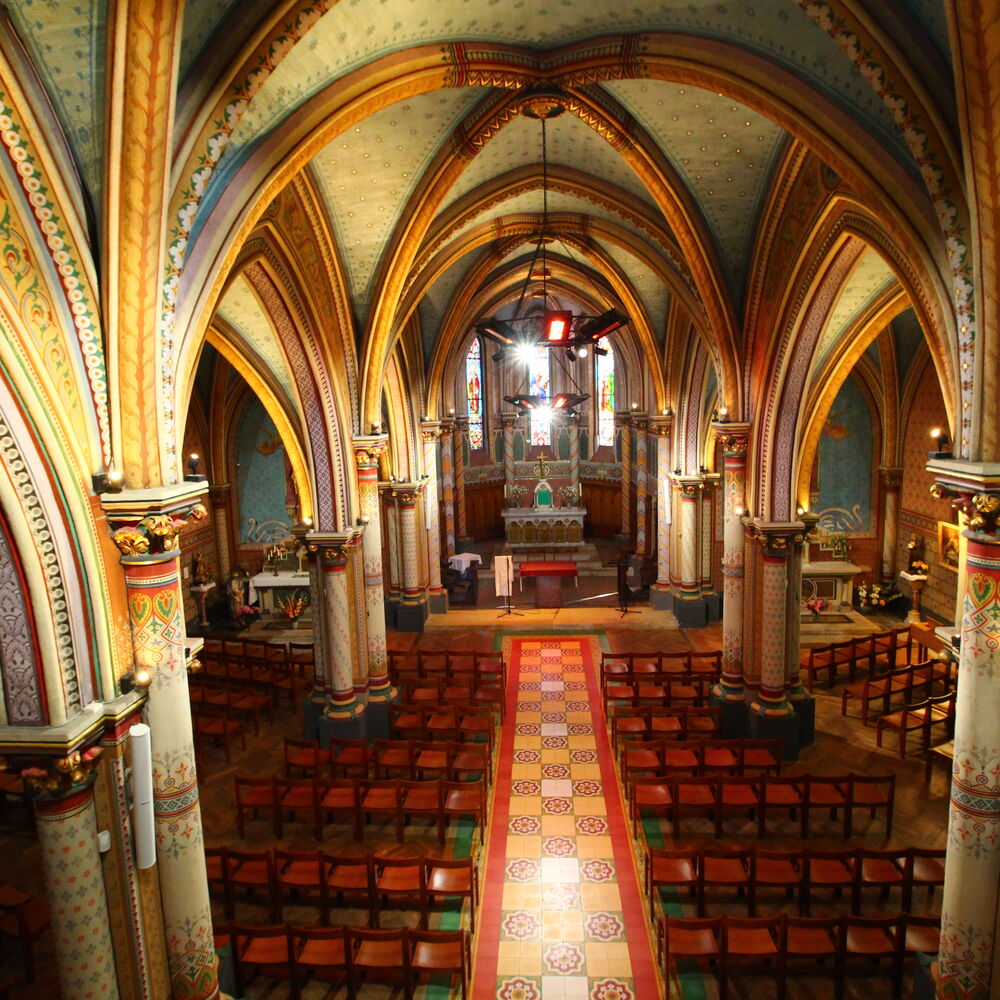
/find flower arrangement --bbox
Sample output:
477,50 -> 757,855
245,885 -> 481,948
909,560 -> 930,575
276,590 -> 309,621
802,596 -> 827,614
237,604 -> 260,619
857,581 -> 900,609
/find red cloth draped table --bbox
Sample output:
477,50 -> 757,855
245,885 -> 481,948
518,560 -> 579,608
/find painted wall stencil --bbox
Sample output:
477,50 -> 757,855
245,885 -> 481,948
235,396 -> 291,543
816,375 -> 872,534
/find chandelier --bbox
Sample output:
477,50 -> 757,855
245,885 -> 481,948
474,92 -> 630,419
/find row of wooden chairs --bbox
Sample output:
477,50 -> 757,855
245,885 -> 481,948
0,884 -> 49,984
388,649 -> 506,687
841,659 -> 953,725
609,704 -> 722,745
221,921 -> 470,1000
620,737 -> 782,791
629,772 -> 895,839
193,703 -> 248,765
875,691 -> 956,759
602,672 -> 716,711
206,847 -> 478,930
646,844 -> 945,919
284,736 -> 492,783
394,677 -> 504,720
189,675 -> 274,732
659,911 -> 939,1000
235,775 -> 486,844
600,650 -> 722,681
389,703 -> 497,748
799,626 -> 915,692
201,638 -> 315,709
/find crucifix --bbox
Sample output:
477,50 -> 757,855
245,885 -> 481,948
533,455 -> 551,480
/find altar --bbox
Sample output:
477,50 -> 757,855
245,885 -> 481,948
801,560 -> 866,608
249,570 -> 312,616
502,507 -> 585,548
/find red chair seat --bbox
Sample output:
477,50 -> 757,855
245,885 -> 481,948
846,925 -> 896,954
727,926 -> 777,955
670,926 -> 718,956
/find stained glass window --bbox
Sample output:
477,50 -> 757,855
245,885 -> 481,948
528,344 -> 551,446
465,337 -> 484,449
596,338 -> 615,446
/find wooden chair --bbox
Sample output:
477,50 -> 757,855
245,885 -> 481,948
659,914 -> 721,983
373,738 -> 416,780
402,779 -> 445,844
902,847 -> 946,913
802,774 -> 848,837
276,777 -> 318,838
857,848 -> 906,913
412,740 -> 451,781
425,856 -> 478,931
646,847 -> 698,920
234,776 -> 280,838
328,737 -> 370,780
283,737 -> 327,778
322,853 -> 374,926
409,928 -> 471,1000
699,846 -> 753,917
716,775 -> 762,839
785,915 -> 839,991
757,776 -> 806,838
846,773 -> 895,838
195,705 -> 246,763
316,778 -> 362,841
720,914 -> 785,1000
839,914 -> 902,998
753,848 -> 804,915
670,776 -> 719,838
441,779 -> 486,839
290,924 -> 350,999
347,926 -> 409,998
876,694 -> 950,758
225,849 -> 278,922
630,775 -> 672,836
273,849 -> 325,922
450,739 -> 492,784
371,854 -> 427,928
800,643 -> 836,692
801,849 -> 858,917
229,923 -> 292,999
0,885 -> 49,983
359,779 -> 404,842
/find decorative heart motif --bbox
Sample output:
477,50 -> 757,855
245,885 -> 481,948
129,593 -> 152,628
153,590 -> 176,623
969,573 -> 995,608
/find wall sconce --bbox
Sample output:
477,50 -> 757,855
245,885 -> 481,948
929,427 -> 951,457
796,506 -> 807,516
735,505 -> 746,517
674,467 -> 682,475
92,469 -> 124,494
718,406 -> 729,421
448,407 -> 455,415
371,422 -> 382,433
631,402 -> 638,410
184,453 -> 206,482
356,515 -> 370,526
302,516 -> 313,527
120,667 -> 152,694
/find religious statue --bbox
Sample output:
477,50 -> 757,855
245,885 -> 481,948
532,454 -> 553,507
192,553 -> 210,584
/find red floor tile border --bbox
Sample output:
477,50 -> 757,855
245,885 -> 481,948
578,636 -> 662,1000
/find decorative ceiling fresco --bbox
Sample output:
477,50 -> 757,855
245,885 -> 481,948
814,248 -> 898,365
5,0 -> 106,202
308,87 -> 482,320
179,0 -> 239,79
599,240 -> 671,349
604,80 -> 787,299
215,274 -> 296,405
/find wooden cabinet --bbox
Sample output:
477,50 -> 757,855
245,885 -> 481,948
582,479 -> 621,538
465,482 -> 504,540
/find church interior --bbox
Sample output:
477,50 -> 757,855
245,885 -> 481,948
0,2 -> 997,998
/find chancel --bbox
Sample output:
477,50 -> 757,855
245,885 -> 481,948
0,4 -> 996,1000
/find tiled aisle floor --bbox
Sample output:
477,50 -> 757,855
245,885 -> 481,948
473,635 -> 659,1000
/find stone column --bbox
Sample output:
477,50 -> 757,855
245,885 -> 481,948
353,437 -> 390,701
394,484 -> 428,632
105,487 -> 219,1000
453,417 -> 470,548
567,414 -> 581,497
421,421 -> 448,613
673,477 -> 707,628
309,533 -> 362,730
381,485 -> 402,627
927,474 -> 1000,1000
713,425 -> 751,712
440,417 -> 456,557
701,474 -> 722,620
650,416 -> 673,609
879,467 -> 903,582
500,413 -> 518,497
745,522 -> 805,760
26,758 -> 121,999
616,412 -> 632,539
208,484 -> 231,582
634,419 -> 649,554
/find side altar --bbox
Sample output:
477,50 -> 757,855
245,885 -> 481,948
249,570 -> 312,617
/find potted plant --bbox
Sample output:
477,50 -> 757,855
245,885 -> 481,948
276,590 -> 309,627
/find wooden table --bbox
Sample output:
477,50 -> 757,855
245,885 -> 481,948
518,560 -> 579,608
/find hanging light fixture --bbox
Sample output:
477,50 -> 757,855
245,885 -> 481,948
471,91 -> 630,364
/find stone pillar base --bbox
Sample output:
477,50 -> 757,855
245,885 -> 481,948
396,599 -> 428,632
428,589 -> 449,614
364,698 -> 396,741
788,687 -> 816,747
650,586 -> 673,611
674,597 -> 707,628
710,687 -> 747,739
703,591 -> 722,622
301,692 -> 326,742
318,710 -> 365,744
747,702 -> 800,761
385,598 -> 400,629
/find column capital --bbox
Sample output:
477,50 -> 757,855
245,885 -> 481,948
419,421 -> 444,442
390,482 -> 424,506
648,414 -> 673,436
747,520 -> 806,555
713,421 -> 752,454
353,435 -> 389,469
102,482 -> 209,556
12,746 -> 103,802
498,412 -> 521,430
673,474 -> 704,498
306,530 -> 359,565
878,465 -> 903,490
614,410 -> 632,429
453,415 -> 469,432
928,459 -> 1000,537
